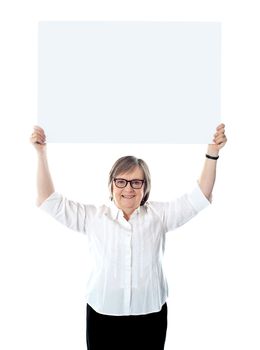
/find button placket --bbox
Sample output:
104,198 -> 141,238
123,223 -> 132,313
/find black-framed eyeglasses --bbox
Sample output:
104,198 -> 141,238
113,178 -> 145,189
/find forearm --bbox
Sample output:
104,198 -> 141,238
36,149 -> 55,206
198,145 -> 219,202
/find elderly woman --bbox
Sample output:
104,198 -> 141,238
31,124 -> 227,350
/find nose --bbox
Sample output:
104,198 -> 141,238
124,182 -> 134,191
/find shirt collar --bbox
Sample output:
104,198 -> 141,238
107,200 -> 142,221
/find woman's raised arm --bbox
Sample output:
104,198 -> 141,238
30,125 -> 55,206
198,123 -> 227,201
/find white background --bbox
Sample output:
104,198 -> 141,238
0,1 -> 259,349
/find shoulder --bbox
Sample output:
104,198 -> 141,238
145,183 -> 210,214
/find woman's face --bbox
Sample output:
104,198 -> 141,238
112,166 -> 145,220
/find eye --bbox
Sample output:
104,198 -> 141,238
117,180 -> 126,185
114,179 -> 127,188
131,180 -> 144,188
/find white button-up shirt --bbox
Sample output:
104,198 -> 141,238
40,183 -> 210,316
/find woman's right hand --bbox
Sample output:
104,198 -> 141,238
30,125 -> 46,152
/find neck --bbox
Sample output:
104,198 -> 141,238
122,210 -> 133,221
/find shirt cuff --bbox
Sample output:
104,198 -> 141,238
39,192 -> 63,214
188,183 -> 211,213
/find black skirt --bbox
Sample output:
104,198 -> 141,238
86,303 -> 168,350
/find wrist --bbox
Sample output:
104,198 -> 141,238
206,153 -> 219,160
37,148 -> 47,158
207,145 -> 219,157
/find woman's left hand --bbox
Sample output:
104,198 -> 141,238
208,123 -> 227,155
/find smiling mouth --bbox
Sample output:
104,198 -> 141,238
122,195 -> 135,199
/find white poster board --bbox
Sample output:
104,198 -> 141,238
38,21 -> 221,143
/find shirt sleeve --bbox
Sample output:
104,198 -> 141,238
39,192 -> 97,234
151,183 -> 210,233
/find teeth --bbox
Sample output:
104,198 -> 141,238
122,195 -> 135,198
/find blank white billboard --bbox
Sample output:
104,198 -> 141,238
38,21 -> 221,143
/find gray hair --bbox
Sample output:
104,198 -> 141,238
108,155 -> 151,206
